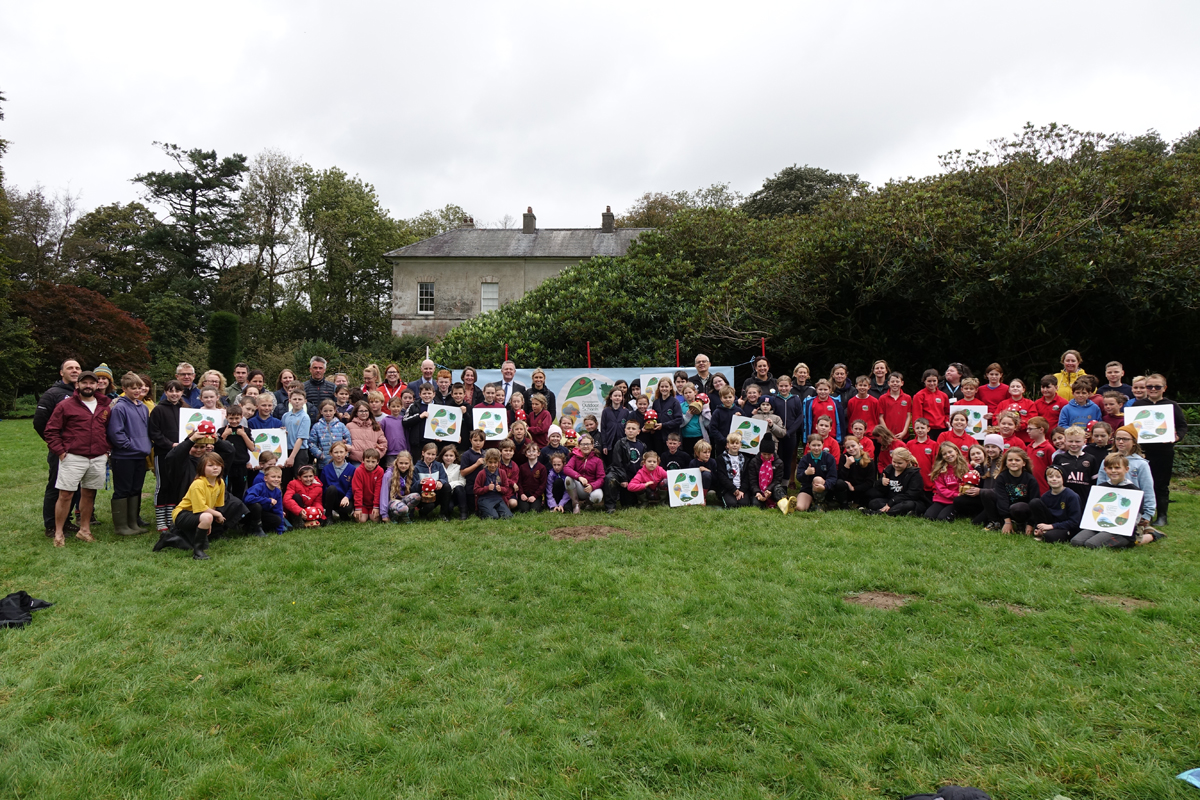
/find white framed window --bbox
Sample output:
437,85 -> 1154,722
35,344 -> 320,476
418,282 -> 434,314
480,282 -> 499,313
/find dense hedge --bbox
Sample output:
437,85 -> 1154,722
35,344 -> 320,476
436,125 -> 1200,395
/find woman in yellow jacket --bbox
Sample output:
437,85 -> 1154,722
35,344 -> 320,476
1053,349 -> 1088,401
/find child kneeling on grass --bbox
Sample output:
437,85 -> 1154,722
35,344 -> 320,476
794,433 -> 838,513
170,453 -> 244,560
626,450 -> 668,506
564,433 -> 605,513
718,432 -> 750,508
924,442 -> 968,522
381,450 -> 420,524
283,464 -> 326,528
545,453 -> 571,513
475,448 -> 514,519
242,464 -> 284,536
350,448 -> 382,523
982,446 -> 1040,533
863,448 -> 926,517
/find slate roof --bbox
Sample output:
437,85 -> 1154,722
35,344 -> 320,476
383,228 -> 652,260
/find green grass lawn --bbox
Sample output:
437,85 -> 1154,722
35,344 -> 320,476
1,419 -> 1198,800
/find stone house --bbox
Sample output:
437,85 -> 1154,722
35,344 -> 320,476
385,207 -> 649,338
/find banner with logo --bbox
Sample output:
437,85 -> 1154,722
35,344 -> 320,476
458,367 -> 734,432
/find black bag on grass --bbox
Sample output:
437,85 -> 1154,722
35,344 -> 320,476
1,591 -> 54,629
903,787 -> 992,800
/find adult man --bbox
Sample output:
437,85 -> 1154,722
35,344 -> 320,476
161,362 -> 201,407
44,371 -> 112,547
407,359 -> 438,395
226,362 -> 250,404
497,360 -> 527,406
689,354 -> 718,398
34,358 -> 82,536
304,356 -> 337,419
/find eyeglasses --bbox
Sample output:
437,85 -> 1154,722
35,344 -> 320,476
1146,385 -> 1163,390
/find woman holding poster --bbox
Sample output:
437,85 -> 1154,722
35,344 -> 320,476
1128,374 -> 1187,526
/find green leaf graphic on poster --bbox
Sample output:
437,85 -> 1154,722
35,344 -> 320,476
565,378 -> 594,401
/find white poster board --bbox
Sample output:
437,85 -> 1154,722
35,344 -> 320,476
1081,485 -> 1143,537
1124,407 -> 1175,444
473,408 -> 509,440
667,468 -> 705,507
731,417 -> 769,454
640,373 -> 674,404
247,428 -> 287,468
178,408 -> 226,442
424,404 -> 462,443
956,404 -> 989,441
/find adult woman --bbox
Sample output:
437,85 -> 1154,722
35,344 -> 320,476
828,363 -> 853,405
711,373 -> 731,397
246,370 -> 266,393
1053,350 -> 1087,401
529,368 -> 557,421
379,363 -> 405,404
791,362 -> 816,398
1130,374 -> 1187,526
359,364 -> 381,403
273,369 -> 297,420
741,357 -> 775,400
461,366 -> 485,407
200,370 -> 229,406
867,360 -> 890,398
940,362 -> 970,402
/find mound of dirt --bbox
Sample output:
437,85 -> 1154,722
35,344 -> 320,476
547,525 -> 630,541
843,591 -> 914,610
1083,594 -> 1154,611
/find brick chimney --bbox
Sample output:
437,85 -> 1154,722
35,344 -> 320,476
601,205 -> 614,233
459,216 -> 474,229
522,206 -> 536,234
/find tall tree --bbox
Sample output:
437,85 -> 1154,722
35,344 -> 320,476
740,164 -> 864,218
297,167 -> 413,348
615,183 -> 743,228
59,201 -> 168,314
235,149 -> 304,317
0,90 -> 42,407
133,142 -> 248,296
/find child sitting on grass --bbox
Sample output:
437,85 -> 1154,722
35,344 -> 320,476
983,446 -> 1040,533
381,450 -> 419,524
795,433 -> 838,513
863,448 -> 926,517
441,445 -> 469,520
1033,466 -> 1082,543
832,435 -> 874,509
545,453 -> 571,513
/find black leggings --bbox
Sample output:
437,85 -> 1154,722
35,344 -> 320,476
244,502 -> 283,534
1141,442 -> 1174,517
868,498 -> 927,517
924,501 -> 956,521
111,458 -> 148,501
322,486 -> 353,521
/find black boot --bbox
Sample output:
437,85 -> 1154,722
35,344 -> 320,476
153,526 -> 194,553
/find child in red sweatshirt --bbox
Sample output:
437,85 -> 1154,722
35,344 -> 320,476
283,464 -> 326,527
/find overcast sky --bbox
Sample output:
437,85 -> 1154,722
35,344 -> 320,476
2,1 -> 1198,228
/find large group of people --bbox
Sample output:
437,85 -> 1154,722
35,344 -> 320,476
32,349 -> 1186,561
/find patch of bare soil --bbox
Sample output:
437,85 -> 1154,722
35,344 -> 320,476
843,591 -> 914,610
1083,594 -> 1154,611
547,525 -> 630,541
1005,604 -> 1038,616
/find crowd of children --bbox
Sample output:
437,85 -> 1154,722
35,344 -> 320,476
42,351 -> 1188,560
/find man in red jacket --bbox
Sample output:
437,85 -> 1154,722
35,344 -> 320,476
44,371 -> 111,547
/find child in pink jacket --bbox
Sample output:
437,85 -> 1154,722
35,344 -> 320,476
627,451 -> 668,506
924,442 -> 968,522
